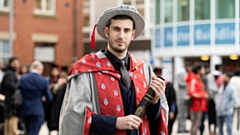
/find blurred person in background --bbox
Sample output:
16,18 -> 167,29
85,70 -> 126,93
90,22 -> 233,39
0,61 -> 5,103
1,57 -> 20,135
18,60 -> 53,135
0,61 -> 5,127
20,64 -> 29,75
205,65 -> 222,135
154,67 -> 178,135
216,72 -> 238,135
45,65 -> 60,132
185,63 -> 209,135
18,64 -> 30,134
0,61 -> 5,135
213,64 -> 223,88
199,63 -> 209,135
177,61 -> 192,133
229,69 -> 240,134
49,68 -> 68,134
0,61 -> 5,83
48,66 -> 60,90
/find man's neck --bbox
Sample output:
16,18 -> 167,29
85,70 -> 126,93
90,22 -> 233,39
31,69 -> 40,74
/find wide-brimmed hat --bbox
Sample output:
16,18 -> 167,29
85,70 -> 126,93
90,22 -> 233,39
97,5 -> 145,40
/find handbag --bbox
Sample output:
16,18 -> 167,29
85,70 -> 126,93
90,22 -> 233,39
184,96 -> 193,107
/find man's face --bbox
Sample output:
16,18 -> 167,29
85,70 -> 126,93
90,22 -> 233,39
223,74 -> 230,83
11,59 -> 20,70
0,62 -> 4,70
104,19 -> 135,54
185,66 -> 192,72
199,66 -> 206,75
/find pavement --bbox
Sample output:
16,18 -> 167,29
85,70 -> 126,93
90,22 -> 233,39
38,112 -> 240,135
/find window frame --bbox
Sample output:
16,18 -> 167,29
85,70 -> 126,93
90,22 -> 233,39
177,0 -> 190,22
34,0 -> 56,15
0,0 -> 9,12
0,40 -> 12,63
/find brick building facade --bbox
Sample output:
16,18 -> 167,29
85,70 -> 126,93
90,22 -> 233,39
0,0 -> 83,76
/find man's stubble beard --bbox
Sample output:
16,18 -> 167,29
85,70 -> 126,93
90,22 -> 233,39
108,38 -> 128,54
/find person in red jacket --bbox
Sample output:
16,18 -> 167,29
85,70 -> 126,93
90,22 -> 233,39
185,63 -> 209,135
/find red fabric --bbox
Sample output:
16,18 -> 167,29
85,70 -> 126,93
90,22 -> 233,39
83,107 -> 95,135
185,73 -> 208,112
158,108 -> 168,135
71,52 -> 168,135
216,75 -> 223,88
90,24 -> 97,49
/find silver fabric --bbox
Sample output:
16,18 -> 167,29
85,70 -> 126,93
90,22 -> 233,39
59,72 -> 99,135
59,62 -> 169,135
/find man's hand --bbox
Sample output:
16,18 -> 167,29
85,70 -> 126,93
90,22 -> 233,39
0,94 -> 5,101
116,115 -> 142,130
169,112 -> 174,120
149,76 -> 166,104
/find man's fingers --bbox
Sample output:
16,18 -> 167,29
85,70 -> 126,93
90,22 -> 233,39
127,115 -> 142,129
128,121 -> 140,129
129,115 -> 142,123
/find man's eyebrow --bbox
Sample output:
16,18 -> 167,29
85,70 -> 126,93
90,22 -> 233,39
112,26 -> 132,30
112,26 -> 120,28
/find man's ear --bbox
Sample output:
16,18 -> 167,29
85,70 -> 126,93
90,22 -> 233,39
131,30 -> 136,40
104,26 -> 109,38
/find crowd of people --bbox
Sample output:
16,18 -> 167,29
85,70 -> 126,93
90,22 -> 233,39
0,57 -> 69,135
172,62 -> 239,135
1,59 -> 239,135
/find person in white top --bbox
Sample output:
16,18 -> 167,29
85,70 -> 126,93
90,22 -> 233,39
0,61 -> 5,101
230,69 -> 240,133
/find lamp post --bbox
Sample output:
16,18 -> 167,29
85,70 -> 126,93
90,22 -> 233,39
73,0 -> 78,60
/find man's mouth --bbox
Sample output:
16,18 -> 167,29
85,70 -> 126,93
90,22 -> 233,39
116,41 -> 125,44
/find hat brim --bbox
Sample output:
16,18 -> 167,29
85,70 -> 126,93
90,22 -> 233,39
97,9 -> 145,40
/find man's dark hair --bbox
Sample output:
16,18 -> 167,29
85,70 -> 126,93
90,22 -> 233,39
234,69 -> 240,76
215,64 -> 222,70
153,68 -> 162,75
225,71 -> 234,78
192,63 -> 205,74
106,15 -> 135,30
8,57 -> 18,65
184,61 -> 192,67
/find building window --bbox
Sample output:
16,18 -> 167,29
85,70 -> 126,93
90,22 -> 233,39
0,0 -> 9,11
216,0 -> 235,19
136,0 -> 144,5
136,0 -> 144,17
34,43 -> 55,62
0,40 -> 12,63
138,8 -> 144,17
83,0 -> 90,27
195,0 -> 210,20
34,0 -> 56,15
177,0 -> 189,21
164,0 -> 173,23
84,14 -> 90,27
123,0 -> 131,5
155,0 -> 160,24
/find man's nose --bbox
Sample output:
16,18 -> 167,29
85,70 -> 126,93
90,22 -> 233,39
118,30 -> 124,38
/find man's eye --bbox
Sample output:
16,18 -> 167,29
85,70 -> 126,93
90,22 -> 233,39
125,29 -> 130,33
114,27 -> 120,31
